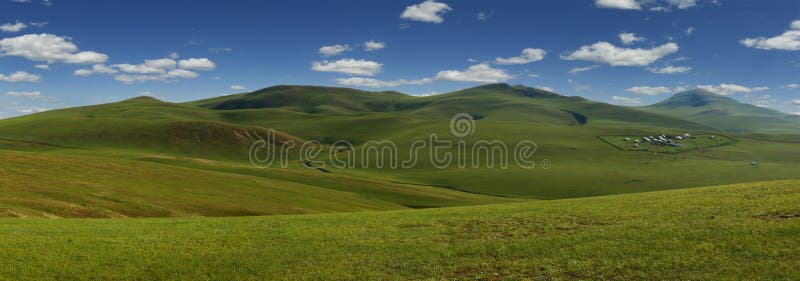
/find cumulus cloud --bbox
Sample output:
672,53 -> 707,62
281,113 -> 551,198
336,77 -> 433,88
598,0 -> 698,11
619,32 -> 646,45
569,65 -> 599,74
0,71 -> 40,82
75,56 -> 212,83
312,59 -> 382,76
230,85 -> 246,90
113,69 -> 199,84
596,0 -> 641,10
0,33 -> 108,64
626,86 -> 672,95
647,65 -> 691,74
178,58 -> 216,70
780,83 -> 799,89
686,26 -> 695,35
495,48 -> 546,65
561,41 -> 678,66
364,41 -> 386,52
0,22 -> 26,32
697,84 -> 763,96
4,91 -> 39,97
435,63 -> 512,83
741,20 -> 800,51
73,64 -> 118,76
401,0 -> 452,23
318,44 -> 351,56
612,96 -> 642,104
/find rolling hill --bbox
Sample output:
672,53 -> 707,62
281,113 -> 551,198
642,89 -> 800,133
0,84 -> 798,204
1,179 -> 797,279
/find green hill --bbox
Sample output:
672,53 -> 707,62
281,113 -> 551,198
1,179 -> 797,279
642,89 -> 800,133
1,84 -> 799,202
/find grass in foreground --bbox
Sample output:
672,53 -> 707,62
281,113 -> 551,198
0,180 -> 797,280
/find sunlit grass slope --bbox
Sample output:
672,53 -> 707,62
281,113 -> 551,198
1,180 -> 797,280
0,150 -> 512,218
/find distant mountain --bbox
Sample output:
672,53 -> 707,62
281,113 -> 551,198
189,83 -> 712,130
642,89 -> 800,133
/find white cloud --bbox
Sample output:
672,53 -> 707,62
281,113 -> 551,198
0,33 -> 108,64
336,77 -> 433,88
599,0 -> 698,11
686,26 -> 695,35
112,69 -> 199,84
612,96 -> 642,104
10,0 -> 33,3
318,44 -> 351,56
230,85 -> 246,90
34,64 -> 50,70
780,83 -> 799,89
29,22 -> 47,27
527,73 -> 540,78
569,65 -> 599,74
168,52 -> 180,59
791,99 -> 800,106
400,0 -> 452,23
626,86 -> 672,95
73,64 -> 118,76
311,59 -> 382,76
165,69 -> 198,79
178,58 -> 216,70
669,0 -> 696,9
364,41 -> 386,52
740,20 -> 800,51
0,22 -> 26,32
561,41 -> 678,66
619,32 -> 646,45
0,71 -> 40,82
113,63 -> 168,74
697,84 -> 757,96
495,48 -> 546,65
752,86 -> 769,92
435,63 -> 512,83
647,65 -> 691,74
145,58 -> 178,69
4,91 -> 39,97
596,0 -> 641,10
17,108 -> 47,114
536,86 -> 555,92
76,56 -> 210,83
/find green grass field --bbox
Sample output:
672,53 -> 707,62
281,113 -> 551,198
1,84 -> 799,279
0,180 -> 797,280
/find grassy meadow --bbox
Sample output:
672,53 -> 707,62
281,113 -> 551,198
0,84 -> 799,279
0,180 -> 797,280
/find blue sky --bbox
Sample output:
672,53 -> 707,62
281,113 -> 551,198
0,0 -> 799,118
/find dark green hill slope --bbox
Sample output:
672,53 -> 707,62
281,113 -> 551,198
642,89 -> 800,133
190,84 -> 713,130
